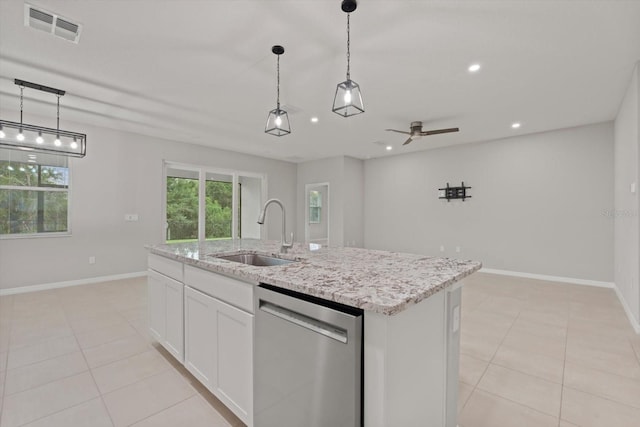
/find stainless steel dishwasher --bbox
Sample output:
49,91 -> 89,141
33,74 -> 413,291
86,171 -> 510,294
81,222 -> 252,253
254,283 -> 363,427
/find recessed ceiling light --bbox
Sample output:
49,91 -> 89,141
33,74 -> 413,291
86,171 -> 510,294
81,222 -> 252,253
310,117 -> 319,123
468,64 -> 481,73
386,145 -> 393,151
511,122 -> 521,129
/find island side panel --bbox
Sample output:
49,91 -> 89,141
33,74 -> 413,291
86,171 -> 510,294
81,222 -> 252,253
364,284 -> 462,427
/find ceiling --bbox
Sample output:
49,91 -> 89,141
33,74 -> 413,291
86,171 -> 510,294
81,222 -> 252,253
1,0 -> 639,163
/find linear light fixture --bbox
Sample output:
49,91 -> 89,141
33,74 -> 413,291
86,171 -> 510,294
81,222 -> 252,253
0,79 -> 86,157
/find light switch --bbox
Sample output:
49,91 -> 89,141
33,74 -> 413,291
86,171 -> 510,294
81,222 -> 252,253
125,214 -> 139,222
631,182 -> 636,194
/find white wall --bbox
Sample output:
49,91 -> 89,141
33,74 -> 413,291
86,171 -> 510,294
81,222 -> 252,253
296,156 -> 364,247
0,119 -> 297,290
364,122 -> 614,282
614,64 -> 640,325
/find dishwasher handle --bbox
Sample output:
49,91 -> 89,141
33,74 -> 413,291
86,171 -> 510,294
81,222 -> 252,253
259,300 -> 348,344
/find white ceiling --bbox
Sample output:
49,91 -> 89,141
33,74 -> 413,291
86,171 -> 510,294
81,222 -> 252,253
1,0 -> 639,162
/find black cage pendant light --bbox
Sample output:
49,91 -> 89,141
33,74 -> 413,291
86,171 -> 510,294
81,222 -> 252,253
332,0 -> 364,117
0,79 -> 86,157
265,45 -> 291,137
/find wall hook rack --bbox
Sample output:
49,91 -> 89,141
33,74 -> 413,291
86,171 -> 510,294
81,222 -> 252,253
439,182 -> 472,202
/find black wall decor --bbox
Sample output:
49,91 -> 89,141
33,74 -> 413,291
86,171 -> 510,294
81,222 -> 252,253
439,182 -> 472,202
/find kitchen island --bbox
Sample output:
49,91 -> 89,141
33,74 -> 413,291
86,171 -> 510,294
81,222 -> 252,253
147,239 -> 481,427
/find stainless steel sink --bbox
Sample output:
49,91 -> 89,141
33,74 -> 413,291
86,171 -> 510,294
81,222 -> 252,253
215,253 -> 297,267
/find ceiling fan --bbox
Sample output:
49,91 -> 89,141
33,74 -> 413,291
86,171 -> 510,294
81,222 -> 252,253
385,121 -> 459,146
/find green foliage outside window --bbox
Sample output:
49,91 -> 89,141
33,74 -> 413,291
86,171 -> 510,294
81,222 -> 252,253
0,158 -> 69,235
166,177 -> 234,241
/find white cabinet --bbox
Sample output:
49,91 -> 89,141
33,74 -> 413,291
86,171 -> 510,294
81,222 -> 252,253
147,255 -> 184,363
184,269 -> 254,426
184,286 -> 217,388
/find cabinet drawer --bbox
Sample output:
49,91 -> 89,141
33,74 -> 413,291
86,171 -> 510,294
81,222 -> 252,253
184,265 -> 254,313
148,254 -> 184,282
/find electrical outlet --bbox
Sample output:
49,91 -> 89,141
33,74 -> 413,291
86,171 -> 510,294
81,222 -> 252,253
124,214 -> 139,222
440,245 -> 445,252
89,256 -> 96,264
456,246 -> 461,253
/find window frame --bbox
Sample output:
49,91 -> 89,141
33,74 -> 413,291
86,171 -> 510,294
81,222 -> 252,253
0,154 -> 73,240
162,161 -> 267,243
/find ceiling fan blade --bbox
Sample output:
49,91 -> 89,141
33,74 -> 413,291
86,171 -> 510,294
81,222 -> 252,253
420,127 -> 460,136
402,136 -> 414,146
385,129 -> 412,135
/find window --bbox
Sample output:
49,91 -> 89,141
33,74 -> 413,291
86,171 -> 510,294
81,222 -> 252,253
164,162 -> 265,243
0,149 -> 70,237
309,190 -> 321,224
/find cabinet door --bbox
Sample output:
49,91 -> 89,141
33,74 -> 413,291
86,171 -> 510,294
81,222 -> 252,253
214,298 -> 253,425
147,270 -> 165,342
164,278 -> 184,362
184,287 -> 218,391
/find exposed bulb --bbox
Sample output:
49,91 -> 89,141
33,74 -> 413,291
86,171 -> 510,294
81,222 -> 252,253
16,132 -> 25,141
36,133 -> 44,144
70,140 -> 78,149
54,138 -> 61,146
0,128 -> 5,138
275,116 -> 282,127
344,90 -> 352,104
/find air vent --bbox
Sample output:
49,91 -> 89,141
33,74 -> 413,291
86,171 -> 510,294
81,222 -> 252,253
24,3 -> 82,43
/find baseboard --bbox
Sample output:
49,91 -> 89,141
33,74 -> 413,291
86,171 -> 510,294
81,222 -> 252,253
613,285 -> 640,335
0,271 -> 148,296
479,268 -> 615,288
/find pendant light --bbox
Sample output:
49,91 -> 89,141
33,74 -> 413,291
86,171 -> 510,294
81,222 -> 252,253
0,79 -> 86,157
332,0 -> 364,117
265,45 -> 291,137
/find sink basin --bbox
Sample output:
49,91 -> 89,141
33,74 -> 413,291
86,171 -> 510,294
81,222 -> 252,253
215,253 -> 297,267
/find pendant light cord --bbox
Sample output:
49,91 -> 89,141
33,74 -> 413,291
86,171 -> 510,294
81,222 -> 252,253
56,94 -> 61,136
346,13 -> 351,80
276,54 -> 281,110
19,85 -> 24,127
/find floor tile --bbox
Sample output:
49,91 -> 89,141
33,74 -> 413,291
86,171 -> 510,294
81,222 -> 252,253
477,364 -> 561,417
0,352 -> 6,372
92,350 -> 171,394
500,329 -> 566,360
565,340 -> 640,380
0,372 -> 99,427
460,333 -> 502,361
18,398 -> 113,427
458,381 -> 473,414
75,322 -> 138,349
459,353 -> 489,386
563,361 -> 640,409
6,335 -> 79,370
82,334 -> 150,368
68,313 -> 126,334
458,389 -> 558,427
130,395 -> 232,427
102,369 -> 196,427
492,344 -> 564,383
4,351 -> 88,395
561,387 -> 640,427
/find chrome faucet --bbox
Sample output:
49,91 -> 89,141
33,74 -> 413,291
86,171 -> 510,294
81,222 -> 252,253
257,198 -> 294,253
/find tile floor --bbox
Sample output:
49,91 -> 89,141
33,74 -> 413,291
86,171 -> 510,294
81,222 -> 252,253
458,273 -> 640,427
0,273 -> 638,426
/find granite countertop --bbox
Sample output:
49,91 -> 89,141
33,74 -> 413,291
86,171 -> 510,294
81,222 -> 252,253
147,239 -> 482,315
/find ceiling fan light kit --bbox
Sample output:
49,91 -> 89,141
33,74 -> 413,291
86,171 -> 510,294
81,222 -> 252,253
265,45 -> 291,137
0,79 -> 86,157
332,0 -> 365,117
